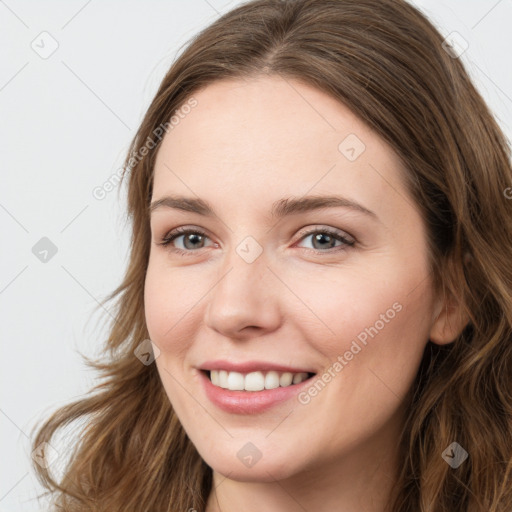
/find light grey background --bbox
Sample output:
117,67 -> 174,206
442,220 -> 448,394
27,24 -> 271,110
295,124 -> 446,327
1,1 -> 511,510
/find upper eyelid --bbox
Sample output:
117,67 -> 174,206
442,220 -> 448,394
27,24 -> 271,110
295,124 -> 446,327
161,224 -> 352,236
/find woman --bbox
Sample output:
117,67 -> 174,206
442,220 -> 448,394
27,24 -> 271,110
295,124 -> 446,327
31,0 -> 512,510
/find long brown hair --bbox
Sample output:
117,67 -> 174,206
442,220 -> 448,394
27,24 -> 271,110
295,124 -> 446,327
31,0 -> 512,510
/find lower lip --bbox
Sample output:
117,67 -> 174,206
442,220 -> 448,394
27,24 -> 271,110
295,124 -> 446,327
199,370 -> 314,415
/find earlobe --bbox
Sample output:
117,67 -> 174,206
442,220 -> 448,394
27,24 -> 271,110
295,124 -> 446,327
429,293 -> 470,345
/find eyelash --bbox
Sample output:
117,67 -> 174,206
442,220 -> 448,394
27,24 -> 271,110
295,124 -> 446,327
157,226 -> 355,256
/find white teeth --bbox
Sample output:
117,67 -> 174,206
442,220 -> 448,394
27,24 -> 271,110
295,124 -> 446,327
293,372 -> 308,384
227,371 -> 245,390
264,371 -> 280,389
219,370 -> 229,389
279,372 -> 293,387
245,371 -> 265,391
208,370 -> 312,391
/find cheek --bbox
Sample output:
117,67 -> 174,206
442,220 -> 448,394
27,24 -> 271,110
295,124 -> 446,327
292,277 -> 433,452
144,259 -> 186,350
144,257 -> 206,359
144,266 -> 169,343
144,266 -> 193,407
287,262 -> 434,377
285,271 -> 402,348
328,278 -> 432,396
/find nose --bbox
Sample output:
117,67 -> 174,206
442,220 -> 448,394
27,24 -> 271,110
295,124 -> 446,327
203,249 -> 282,339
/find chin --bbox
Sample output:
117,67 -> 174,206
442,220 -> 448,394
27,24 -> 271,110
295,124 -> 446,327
200,444 -> 302,482
208,462 -> 297,483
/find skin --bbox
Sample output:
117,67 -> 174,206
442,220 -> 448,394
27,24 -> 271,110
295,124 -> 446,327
144,75 -> 467,512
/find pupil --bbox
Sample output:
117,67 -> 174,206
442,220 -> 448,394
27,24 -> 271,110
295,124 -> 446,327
314,233 -> 334,249
185,233 -> 202,249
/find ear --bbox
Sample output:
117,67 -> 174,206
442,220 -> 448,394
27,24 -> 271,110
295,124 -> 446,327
429,290 -> 470,345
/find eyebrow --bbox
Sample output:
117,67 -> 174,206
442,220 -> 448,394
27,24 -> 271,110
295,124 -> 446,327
149,194 -> 378,221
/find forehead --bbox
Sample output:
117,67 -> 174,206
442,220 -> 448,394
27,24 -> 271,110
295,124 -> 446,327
152,76 -> 415,222
156,76 -> 370,164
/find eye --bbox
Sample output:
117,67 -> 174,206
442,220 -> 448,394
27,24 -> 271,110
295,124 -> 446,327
156,226 -> 355,256
295,227 -> 355,253
157,227 -> 214,255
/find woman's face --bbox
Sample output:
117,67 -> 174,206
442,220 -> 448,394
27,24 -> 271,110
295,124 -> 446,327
145,76 -> 448,482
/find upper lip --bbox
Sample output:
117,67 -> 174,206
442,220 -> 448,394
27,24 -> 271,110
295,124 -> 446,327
198,359 -> 316,374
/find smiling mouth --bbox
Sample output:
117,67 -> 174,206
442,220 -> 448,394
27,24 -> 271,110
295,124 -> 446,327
202,369 -> 316,392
